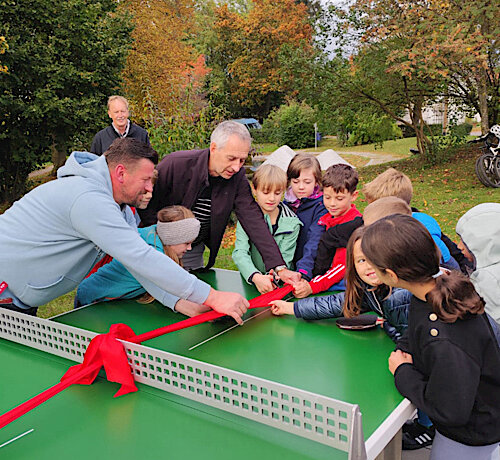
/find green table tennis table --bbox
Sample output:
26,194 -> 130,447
0,269 -> 414,460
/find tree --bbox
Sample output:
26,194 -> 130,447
0,0 -> 132,201
284,0 -> 456,156
207,0 -> 313,119
121,0 -> 210,123
353,0 -> 499,132
0,36 -> 7,73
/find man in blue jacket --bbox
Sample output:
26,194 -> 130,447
0,138 -> 248,322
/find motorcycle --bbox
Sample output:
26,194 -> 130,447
472,125 -> 500,188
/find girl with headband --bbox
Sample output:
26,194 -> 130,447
75,206 -> 210,317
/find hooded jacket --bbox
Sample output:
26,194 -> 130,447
232,203 -> 302,282
0,152 -> 210,308
456,202 -> 500,323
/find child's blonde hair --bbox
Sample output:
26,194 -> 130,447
362,168 -> 413,204
287,153 -> 322,186
363,196 -> 412,226
252,164 -> 287,192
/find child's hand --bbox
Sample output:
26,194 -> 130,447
277,269 -> 301,285
293,279 -> 313,298
388,350 -> 413,375
252,273 -> 275,294
270,300 -> 294,316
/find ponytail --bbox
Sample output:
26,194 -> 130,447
426,271 -> 485,322
362,214 -> 486,323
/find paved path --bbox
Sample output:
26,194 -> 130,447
294,149 -> 401,166
336,151 -> 400,166
28,165 -> 53,179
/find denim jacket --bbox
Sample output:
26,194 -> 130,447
293,285 -> 411,342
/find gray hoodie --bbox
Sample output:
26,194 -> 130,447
456,203 -> 500,323
0,152 -> 210,308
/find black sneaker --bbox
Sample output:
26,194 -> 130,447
402,420 -> 435,450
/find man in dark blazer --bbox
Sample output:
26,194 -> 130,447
138,121 -> 300,286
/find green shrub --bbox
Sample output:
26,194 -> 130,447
343,114 -> 402,147
147,104 -> 226,158
429,123 -> 471,162
249,127 -> 272,143
263,101 -> 316,149
425,124 -> 446,137
450,123 -> 472,138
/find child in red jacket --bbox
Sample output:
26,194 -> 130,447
293,164 -> 362,298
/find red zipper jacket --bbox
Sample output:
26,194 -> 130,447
309,205 -> 362,294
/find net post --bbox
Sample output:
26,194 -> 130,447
348,405 -> 367,460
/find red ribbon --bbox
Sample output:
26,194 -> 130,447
61,323 -> 138,397
0,284 -> 293,429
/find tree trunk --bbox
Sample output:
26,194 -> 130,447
476,71 -> 489,134
50,137 -> 66,177
410,99 -> 431,157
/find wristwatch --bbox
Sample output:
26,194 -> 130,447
274,265 -> 287,274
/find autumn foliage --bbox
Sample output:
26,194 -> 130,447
354,0 -> 499,131
211,0 -> 313,118
121,0 -> 210,122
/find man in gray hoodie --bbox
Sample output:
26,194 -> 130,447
0,138 -> 248,322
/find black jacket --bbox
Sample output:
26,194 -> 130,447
395,296 -> 500,446
90,123 -> 150,155
138,148 -> 285,271
312,217 -> 364,277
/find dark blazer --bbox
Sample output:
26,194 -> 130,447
138,149 -> 285,270
90,123 -> 150,155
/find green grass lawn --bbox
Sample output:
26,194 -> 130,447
32,143 -> 500,318
356,145 -> 500,237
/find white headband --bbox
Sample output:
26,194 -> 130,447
156,218 -> 200,246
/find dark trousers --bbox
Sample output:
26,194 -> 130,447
0,302 -> 38,316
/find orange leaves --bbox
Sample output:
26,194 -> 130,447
121,0 -> 209,122
212,0 -> 313,109
352,0 -> 494,85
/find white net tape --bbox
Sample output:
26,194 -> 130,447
0,310 -> 367,459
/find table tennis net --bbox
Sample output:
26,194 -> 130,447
0,310 -> 367,460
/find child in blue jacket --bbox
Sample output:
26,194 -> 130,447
284,153 -> 327,281
271,226 -> 411,342
76,206 -> 209,317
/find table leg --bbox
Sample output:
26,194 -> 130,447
374,429 -> 402,460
